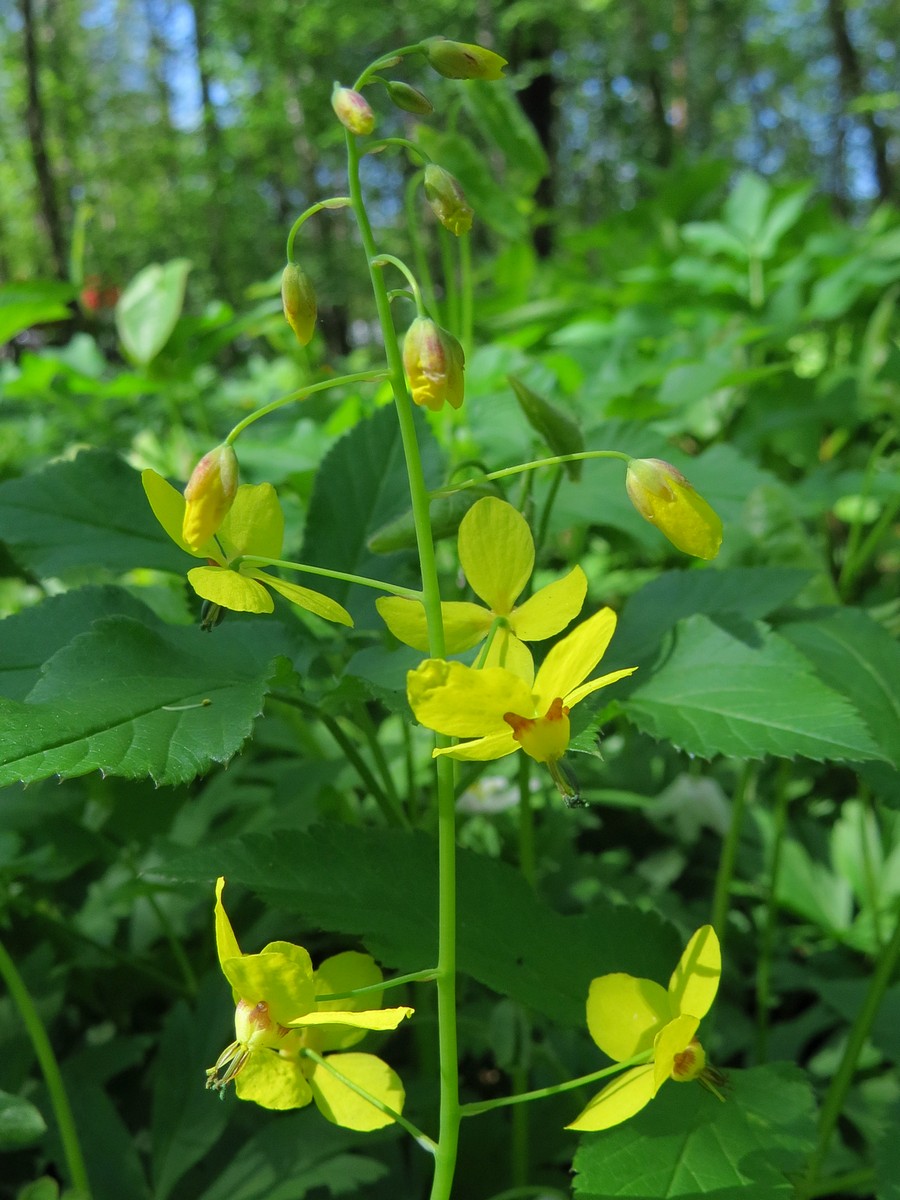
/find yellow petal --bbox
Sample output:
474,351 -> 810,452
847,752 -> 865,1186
653,1014 -> 699,1092
586,973 -> 673,1061
511,566 -> 587,641
481,630 -> 534,680
376,597 -> 491,653
564,667 -> 638,709
309,1052 -> 405,1132
219,483 -> 284,559
187,566 -> 274,614
311,952 -> 385,1052
565,1064 -> 656,1132
224,947 -> 316,1023
534,608 -> 618,708
214,877 -> 242,966
458,497 -> 534,615
234,1048 -> 313,1110
141,469 -> 217,560
407,659 -> 533,738
289,1007 -> 413,1032
668,925 -> 721,1019
254,572 -> 353,627
433,730 -> 520,761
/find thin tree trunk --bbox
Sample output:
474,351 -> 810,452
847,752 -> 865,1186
508,17 -> 558,258
826,0 -> 893,202
19,0 -> 66,277
187,0 -> 230,296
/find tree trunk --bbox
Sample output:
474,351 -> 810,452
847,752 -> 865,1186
508,17 -> 558,258
826,0 -> 894,202
19,0 -> 66,277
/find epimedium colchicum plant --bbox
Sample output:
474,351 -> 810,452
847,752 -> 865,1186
134,35 -> 724,1199
8,27 -> 896,1200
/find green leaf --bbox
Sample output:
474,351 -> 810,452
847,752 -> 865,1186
0,280 -> 74,342
115,258 -> 191,365
0,612 -> 290,787
723,172 -> 771,244
508,374 -> 585,478
605,567 -> 812,674
194,1114 -> 387,1200
0,448 -> 185,580
301,405 -> 443,622
159,825 -> 681,1028
0,586 -> 154,701
622,614 -> 885,762
0,1089 -> 47,1150
461,80 -> 549,195
572,1064 -> 815,1197
779,608 -> 900,768
150,981 -> 229,1200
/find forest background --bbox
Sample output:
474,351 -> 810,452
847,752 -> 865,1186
1,1 -> 900,1199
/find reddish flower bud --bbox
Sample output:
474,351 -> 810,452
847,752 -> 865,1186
403,317 -> 465,412
625,458 -> 723,560
423,164 -> 473,236
331,84 -> 376,135
182,443 -> 239,550
281,262 -> 317,346
386,80 -> 434,115
424,37 -> 507,81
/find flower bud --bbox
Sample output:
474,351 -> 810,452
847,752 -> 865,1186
281,262 -> 317,346
403,317 -> 465,411
386,80 -> 434,115
625,458 -> 722,560
331,84 -> 375,135
423,164 -> 473,236
424,37 -> 507,80
182,443 -> 239,550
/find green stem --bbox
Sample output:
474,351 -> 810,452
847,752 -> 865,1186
368,136 -> 430,165
405,171 -> 438,316
518,755 -> 536,888
438,225 -> 459,333
755,762 -> 789,1061
354,43 -> 425,90
285,197 -> 351,261
535,469 -> 563,557
316,968 -> 439,1001
0,938 -> 93,1199
801,902 -> 900,1195
354,701 -> 404,816
459,232 -> 473,360
224,370 -> 389,444
270,695 -> 409,829
300,1047 -> 437,1152
802,1168 -> 874,1199
371,253 -> 426,315
460,1054 -> 648,1117
711,763 -> 756,944
431,451 -> 633,496
347,130 -> 460,1200
236,555 -> 420,600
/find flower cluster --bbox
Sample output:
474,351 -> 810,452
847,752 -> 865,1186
143,469 -> 352,628
567,925 -> 722,1131
207,879 -> 412,1128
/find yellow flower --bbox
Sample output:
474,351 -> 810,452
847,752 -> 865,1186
378,496 -> 586,678
406,607 -> 636,764
207,879 -> 412,1128
142,469 -> 352,627
567,925 -> 721,1132
181,444 -> 239,550
625,458 -> 723,560
281,262 -> 317,346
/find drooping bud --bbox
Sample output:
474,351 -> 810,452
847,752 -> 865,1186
423,164 -> 473,236
182,443 -> 239,550
280,262 -> 317,346
386,80 -> 434,115
424,37 -> 507,81
331,84 -> 376,135
402,316 -> 465,411
625,458 -> 723,560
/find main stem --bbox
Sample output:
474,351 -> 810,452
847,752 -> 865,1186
346,132 -> 460,1199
